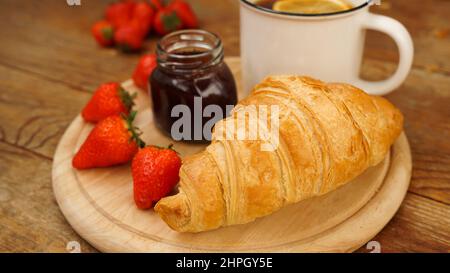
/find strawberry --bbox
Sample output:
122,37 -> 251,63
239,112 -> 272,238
105,1 -> 136,29
130,2 -> 154,37
72,112 -> 145,170
149,0 -> 165,11
132,54 -> 157,91
91,20 -> 115,47
132,145 -> 181,209
167,0 -> 198,29
114,22 -> 145,52
81,82 -> 136,123
153,8 -> 182,36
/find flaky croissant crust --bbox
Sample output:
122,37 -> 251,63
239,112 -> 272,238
155,75 -> 403,232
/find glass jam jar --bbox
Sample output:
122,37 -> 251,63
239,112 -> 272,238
150,29 -> 238,143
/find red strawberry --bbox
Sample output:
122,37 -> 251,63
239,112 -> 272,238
148,0 -> 165,11
91,20 -> 115,47
81,82 -> 136,123
132,145 -> 181,209
73,112 -> 145,170
153,8 -> 182,35
114,22 -> 144,52
167,0 -> 198,29
132,54 -> 157,91
131,2 -> 154,37
105,1 -> 136,29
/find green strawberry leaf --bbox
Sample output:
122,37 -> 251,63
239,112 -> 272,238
118,87 -> 136,112
152,143 -> 179,155
123,111 -> 146,148
101,27 -> 114,41
162,11 -> 182,32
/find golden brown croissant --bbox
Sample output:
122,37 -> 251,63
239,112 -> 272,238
155,75 -> 403,232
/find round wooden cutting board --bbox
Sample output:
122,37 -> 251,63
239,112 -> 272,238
52,57 -> 412,252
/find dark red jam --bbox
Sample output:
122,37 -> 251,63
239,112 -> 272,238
150,30 -> 237,143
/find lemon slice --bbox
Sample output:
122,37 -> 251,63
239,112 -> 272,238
273,0 -> 352,14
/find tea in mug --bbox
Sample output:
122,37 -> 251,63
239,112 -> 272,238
255,0 -> 354,14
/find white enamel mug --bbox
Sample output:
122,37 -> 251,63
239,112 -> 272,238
240,0 -> 414,95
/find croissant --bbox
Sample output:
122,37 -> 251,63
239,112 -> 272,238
155,75 -> 403,232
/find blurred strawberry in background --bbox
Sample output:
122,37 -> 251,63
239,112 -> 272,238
105,1 -> 135,29
149,0 -> 164,11
132,54 -> 157,91
91,20 -> 115,47
131,1 -> 155,37
153,8 -> 183,35
168,0 -> 198,29
114,22 -> 145,51
91,0 -> 199,52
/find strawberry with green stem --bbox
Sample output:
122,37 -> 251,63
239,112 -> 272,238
91,20 -> 115,47
132,144 -> 181,209
73,112 -> 145,170
167,0 -> 198,29
153,7 -> 183,36
82,82 -> 136,123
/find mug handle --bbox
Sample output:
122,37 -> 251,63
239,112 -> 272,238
355,13 -> 414,95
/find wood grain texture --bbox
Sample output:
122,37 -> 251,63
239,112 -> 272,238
361,59 -> 450,205
52,73 -> 411,252
0,142 -> 96,253
366,193 -> 450,253
0,0 -> 449,252
363,0 -> 450,75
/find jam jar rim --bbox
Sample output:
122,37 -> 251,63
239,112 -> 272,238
156,29 -> 224,74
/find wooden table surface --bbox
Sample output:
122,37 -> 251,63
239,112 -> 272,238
0,0 -> 448,253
